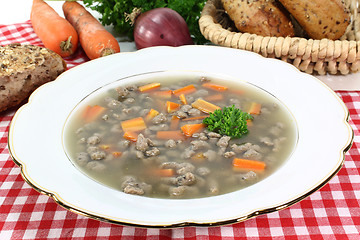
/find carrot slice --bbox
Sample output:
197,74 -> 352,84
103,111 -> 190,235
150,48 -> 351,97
248,102 -> 261,115
204,94 -> 224,102
83,105 -> 106,122
170,116 -> 180,130
138,83 -> 161,92
123,131 -> 139,142
172,84 -> 196,96
179,93 -> 187,104
166,101 -> 181,113
191,99 -> 221,113
156,130 -> 185,140
145,108 -> 159,122
112,152 -> 122,158
181,123 -> 205,136
150,90 -> 172,99
99,145 -> 110,150
232,158 -> 266,171
230,89 -> 245,95
82,105 -> 92,119
121,117 -> 146,132
202,83 -> 228,92
191,152 -> 206,163
149,168 -> 175,177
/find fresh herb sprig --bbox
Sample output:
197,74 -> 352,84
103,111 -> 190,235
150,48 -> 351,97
83,0 -> 208,44
203,105 -> 253,139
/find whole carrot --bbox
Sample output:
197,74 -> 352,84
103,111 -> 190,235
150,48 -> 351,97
30,0 -> 78,57
62,1 -> 120,60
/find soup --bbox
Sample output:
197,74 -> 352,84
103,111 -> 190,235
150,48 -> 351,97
64,72 -> 297,199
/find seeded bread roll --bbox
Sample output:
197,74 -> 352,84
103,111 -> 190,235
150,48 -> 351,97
0,43 -> 66,112
278,0 -> 350,40
221,0 -> 295,37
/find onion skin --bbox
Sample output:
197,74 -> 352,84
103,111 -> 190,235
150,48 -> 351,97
134,8 -> 194,49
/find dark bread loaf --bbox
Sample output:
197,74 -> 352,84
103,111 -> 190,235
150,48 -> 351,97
221,0 -> 295,37
0,43 -> 66,112
278,0 -> 351,40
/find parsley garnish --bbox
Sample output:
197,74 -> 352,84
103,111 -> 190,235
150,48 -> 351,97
83,0 -> 208,44
203,105 -> 253,138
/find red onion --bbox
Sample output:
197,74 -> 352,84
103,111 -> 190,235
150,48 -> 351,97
133,8 -> 194,50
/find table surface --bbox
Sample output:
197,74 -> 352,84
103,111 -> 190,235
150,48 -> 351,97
1,1 -> 360,239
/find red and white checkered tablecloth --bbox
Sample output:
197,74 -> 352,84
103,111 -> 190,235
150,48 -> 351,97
1,21 -> 360,240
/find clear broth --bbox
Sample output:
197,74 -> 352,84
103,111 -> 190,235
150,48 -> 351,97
64,73 -> 298,199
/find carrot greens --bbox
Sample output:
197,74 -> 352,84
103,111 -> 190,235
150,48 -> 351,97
203,105 -> 253,139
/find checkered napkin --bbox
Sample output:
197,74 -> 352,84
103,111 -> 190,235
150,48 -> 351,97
1,21 -> 360,239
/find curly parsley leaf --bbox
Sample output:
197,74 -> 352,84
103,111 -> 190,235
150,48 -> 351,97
203,105 -> 253,139
83,0 -> 208,44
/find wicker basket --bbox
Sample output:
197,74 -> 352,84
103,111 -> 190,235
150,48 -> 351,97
199,0 -> 360,75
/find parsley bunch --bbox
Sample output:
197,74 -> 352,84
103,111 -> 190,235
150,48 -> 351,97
203,105 -> 253,139
83,0 -> 208,44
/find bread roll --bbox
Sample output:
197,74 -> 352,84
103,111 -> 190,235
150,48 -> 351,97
0,44 -> 66,112
278,0 -> 350,40
221,0 -> 295,37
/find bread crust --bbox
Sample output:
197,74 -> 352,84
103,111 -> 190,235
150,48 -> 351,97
0,44 -> 66,112
278,0 -> 350,40
221,0 -> 295,37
